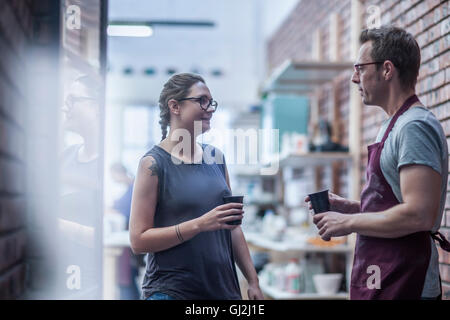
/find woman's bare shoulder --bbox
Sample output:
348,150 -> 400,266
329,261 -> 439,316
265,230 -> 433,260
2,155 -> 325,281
139,155 -> 160,177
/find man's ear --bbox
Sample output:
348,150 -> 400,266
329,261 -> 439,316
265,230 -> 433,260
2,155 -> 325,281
168,99 -> 180,115
383,60 -> 395,81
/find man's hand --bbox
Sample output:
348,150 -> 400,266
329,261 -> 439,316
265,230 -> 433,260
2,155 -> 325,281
313,211 -> 353,241
304,192 -> 360,213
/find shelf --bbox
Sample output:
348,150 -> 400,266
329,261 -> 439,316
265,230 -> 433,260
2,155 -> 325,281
263,59 -> 353,95
247,200 -> 277,206
244,231 -> 353,253
260,282 -> 349,300
279,152 -> 353,168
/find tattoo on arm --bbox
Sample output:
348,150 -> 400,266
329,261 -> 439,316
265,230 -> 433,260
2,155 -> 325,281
147,159 -> 159,176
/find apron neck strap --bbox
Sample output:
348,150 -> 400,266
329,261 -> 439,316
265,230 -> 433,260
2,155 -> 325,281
380,94 -> 419,143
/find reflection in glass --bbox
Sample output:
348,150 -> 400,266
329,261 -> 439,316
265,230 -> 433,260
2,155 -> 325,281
55,0 -> 105,299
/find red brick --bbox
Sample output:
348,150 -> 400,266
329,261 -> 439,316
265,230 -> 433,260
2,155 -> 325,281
0,229 -> 27,273
429,102 -> 450,121
424,84 -> 449,107
438,244 -> 450,264
442,282 -> 450,300
446,194 -> 450,209
442,118 -> 450,136
0,159 -> 24,194
439,263 -> 450,283
0,196 -> 26,232
433,70 -> 446,89
0,263 -> 26,299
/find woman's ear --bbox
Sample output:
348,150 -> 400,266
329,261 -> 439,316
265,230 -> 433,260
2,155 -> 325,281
168,99 -> 180,115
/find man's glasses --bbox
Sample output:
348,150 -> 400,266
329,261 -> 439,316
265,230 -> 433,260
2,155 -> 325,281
178,95 -> 218,112
353,61 -> 384,74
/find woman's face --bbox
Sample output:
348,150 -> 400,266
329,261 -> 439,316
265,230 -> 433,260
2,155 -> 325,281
176,81 -> 216,134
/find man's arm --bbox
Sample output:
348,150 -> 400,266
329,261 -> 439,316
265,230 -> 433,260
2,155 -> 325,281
351,164 -> 440,238
315,164 -> 441,240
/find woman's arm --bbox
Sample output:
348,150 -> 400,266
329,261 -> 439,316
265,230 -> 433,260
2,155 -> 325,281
224,165 -> 264,300
129,156 -> 244,254
231,228 -> 264,299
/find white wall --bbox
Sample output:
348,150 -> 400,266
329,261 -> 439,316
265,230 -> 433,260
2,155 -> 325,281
105,0 -> 300,184
107,0 -> 299,109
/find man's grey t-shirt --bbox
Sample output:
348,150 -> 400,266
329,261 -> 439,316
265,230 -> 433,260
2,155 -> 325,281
375,106 -> 448,298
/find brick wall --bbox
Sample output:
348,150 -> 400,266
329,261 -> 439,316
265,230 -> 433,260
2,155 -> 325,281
267,0 -> 450,299
0,0 -> 33,299
0,0 -> 63,299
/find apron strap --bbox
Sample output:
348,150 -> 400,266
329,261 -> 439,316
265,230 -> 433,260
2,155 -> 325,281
380,95 -> 419,144
431,231 -> 450,252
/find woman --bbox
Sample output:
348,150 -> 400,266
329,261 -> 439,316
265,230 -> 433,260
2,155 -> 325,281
129,73 -> 264,300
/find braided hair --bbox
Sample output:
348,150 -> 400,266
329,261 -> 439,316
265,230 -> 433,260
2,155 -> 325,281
158,73 -> 205,141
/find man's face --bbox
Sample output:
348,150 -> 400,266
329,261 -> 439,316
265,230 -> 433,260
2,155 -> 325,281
351,41 -> 384,106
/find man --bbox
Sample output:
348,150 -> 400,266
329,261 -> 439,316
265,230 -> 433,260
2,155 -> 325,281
306,26 -> 450,300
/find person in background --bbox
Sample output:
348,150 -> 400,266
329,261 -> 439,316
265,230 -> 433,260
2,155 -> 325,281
305,26 -> 450,300
109,163 -> 142,300
129,73 -> 264,300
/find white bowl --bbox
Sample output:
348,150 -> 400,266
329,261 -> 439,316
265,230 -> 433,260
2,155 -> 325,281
313,273 -> 343,295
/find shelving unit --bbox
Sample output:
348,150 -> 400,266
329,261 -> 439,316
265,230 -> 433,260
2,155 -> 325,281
241,50 -> 357,301
239,10 -> 364,299
244,230 -> 353,300
260,282 -> 349,300
263,60 -> 354,95
279,152 -> 353,168
245,232 -> 352,253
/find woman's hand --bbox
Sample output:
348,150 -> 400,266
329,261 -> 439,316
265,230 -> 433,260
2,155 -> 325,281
198,203 -> 244,232
247,281 -> 264,300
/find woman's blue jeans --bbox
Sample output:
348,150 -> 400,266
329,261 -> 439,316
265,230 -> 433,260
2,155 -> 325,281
145,292 -> 176,300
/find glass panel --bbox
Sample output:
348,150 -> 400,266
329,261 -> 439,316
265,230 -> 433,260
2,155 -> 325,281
56,0 -> 106,299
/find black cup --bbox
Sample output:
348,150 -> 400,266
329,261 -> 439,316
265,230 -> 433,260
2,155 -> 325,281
223,195 -> 244,225
308,190 -> 330,214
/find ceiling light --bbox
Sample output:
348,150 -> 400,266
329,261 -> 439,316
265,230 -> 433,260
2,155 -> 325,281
107,25 -> 153,37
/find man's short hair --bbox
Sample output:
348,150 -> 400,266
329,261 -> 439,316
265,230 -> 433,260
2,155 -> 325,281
360,26 -> 421,90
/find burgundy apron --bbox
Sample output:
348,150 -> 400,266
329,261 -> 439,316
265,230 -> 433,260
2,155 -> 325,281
350,95 -> 450,300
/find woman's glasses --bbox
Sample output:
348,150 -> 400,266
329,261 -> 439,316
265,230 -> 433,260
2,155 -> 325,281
178,95 -> 218,112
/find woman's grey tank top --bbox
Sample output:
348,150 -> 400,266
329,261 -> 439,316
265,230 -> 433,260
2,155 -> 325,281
140,143 -> 241,300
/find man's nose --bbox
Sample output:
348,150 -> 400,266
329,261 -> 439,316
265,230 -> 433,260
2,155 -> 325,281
351,71 -> 360,84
